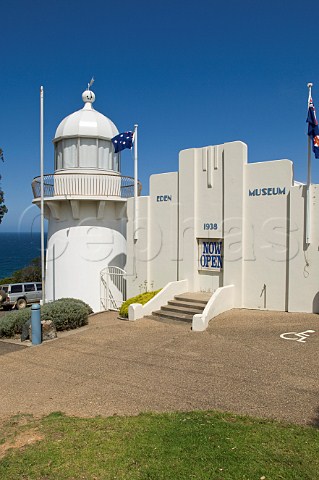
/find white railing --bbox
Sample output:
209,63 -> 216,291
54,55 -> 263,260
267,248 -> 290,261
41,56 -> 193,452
32,172 -> 142,199
100,266 -> 127,311
192,285 -> 235,332
128,280 -> 189,321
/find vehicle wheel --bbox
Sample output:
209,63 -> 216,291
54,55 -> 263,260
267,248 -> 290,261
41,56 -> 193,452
16,298 -> 27,310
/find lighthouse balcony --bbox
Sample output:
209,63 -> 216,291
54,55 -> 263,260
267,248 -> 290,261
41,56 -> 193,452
32,171 -> 142,201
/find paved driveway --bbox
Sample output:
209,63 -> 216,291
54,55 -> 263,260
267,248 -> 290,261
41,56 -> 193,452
0,309 -> 318,426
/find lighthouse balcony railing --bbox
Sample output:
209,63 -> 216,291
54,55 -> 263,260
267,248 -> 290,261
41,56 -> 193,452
32,172 -> 142,200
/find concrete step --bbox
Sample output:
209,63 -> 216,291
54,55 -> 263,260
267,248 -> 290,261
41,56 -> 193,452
167,299 -> 206,310
152,309 -> 193,322
146,292 -> 210,327
174,292 -> 211,305
162,304 -> 204,315
145,315 -> 192,327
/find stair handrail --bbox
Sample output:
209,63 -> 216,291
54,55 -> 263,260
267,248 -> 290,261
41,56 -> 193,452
128,279 -> 189,321
192,284 -> 235,332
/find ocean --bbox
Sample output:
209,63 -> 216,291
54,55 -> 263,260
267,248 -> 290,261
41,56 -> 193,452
0,232 -> 47,279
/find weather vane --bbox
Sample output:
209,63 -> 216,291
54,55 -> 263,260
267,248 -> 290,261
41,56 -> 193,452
87,77 -> 95,90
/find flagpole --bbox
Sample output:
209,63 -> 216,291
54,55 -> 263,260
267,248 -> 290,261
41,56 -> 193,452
133,124 -> 138,241
306,82 -> 313,244
40,86 -> 45,304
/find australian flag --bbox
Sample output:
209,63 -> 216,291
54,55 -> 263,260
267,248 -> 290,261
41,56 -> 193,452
112,131 -> 134,153
306,97 -> 319,159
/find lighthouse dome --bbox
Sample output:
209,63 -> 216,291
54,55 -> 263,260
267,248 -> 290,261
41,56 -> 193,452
54,90 -> 119,141
53,89 -> 120,173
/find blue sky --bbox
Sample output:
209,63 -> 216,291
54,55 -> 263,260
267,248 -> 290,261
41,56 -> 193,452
1,0 -> 318,232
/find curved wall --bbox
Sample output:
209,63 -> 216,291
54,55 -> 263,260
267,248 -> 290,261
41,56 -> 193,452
45,201 -> 127,312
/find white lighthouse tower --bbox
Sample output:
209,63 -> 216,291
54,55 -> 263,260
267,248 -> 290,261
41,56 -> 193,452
32,87 -> 139,312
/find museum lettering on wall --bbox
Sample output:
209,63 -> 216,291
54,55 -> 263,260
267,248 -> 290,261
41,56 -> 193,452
248,187 -> 286,197
198,239 -> 223,271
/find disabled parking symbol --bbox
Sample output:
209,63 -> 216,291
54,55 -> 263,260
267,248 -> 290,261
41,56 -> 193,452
280,330 -> 315,343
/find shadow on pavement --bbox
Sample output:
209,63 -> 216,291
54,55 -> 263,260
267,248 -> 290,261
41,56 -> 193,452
0,341 -> 28,356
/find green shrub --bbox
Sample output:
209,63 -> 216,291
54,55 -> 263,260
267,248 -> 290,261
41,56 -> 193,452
0,298 -> 92,338
53,298 -> 93,315
119,290 -> 161,318
0,276 -> 13,284
0,308 -> 31,337
41,300 -> 88,331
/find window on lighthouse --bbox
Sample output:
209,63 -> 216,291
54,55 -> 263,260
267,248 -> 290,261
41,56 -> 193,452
64,139 -> 77,168
56,142 -> 63,170
98,140 -> 119,171
54,138 -> 120,172
79,138 -> 97,168
98,140 -> 111,169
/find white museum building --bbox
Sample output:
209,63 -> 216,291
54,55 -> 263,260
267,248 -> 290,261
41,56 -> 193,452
32,88 -> 319,331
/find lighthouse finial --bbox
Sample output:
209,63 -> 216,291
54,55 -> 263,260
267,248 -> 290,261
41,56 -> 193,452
87,77 -> 94,91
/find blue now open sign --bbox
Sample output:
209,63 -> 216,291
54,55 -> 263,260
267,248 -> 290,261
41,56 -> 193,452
198,239 -> 223,271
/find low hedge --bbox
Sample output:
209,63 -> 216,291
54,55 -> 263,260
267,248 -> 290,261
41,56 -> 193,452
0,298 -> 92,338
119,290 -> 161,318
0,308 -> 30,337
53,298 -> 93,316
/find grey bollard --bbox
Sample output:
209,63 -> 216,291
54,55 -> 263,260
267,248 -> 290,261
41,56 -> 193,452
31,304 -> 42,345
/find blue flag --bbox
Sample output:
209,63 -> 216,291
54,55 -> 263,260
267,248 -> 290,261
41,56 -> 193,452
306,97 -> 319,159
112,131 -> 134,153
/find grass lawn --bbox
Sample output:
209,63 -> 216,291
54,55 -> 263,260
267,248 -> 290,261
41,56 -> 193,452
0,410 -> 318,479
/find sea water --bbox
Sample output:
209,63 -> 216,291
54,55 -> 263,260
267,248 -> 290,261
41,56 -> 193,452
0,232 -> 47,279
